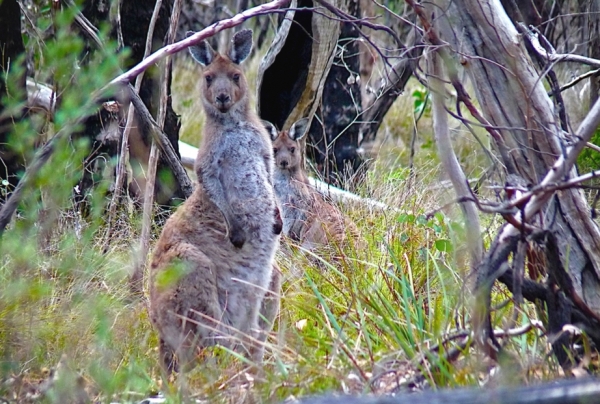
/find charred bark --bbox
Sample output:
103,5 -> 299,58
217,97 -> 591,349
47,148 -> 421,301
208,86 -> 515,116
79,0 -> 184,208
358,55 -> 414,145
259,0 -> 314,130
0,0 -> 26,204
257,0 -> 341,172
307,0 -> 364,185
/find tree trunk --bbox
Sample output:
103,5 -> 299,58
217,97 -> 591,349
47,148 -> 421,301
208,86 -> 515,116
257,0 -> 341,170
306,0 -> 363,185
79,0 -> 184,207
433,0 -> 600,365
0,0 -> 26,203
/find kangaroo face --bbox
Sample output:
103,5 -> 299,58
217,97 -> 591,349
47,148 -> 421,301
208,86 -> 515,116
187,30 -> 253,115
264,118 -> 310,172
201,56 -> 246,113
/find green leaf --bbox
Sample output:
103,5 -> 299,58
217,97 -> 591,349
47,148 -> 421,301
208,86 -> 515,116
155,260 -> 191,290
435,239 -> 453,252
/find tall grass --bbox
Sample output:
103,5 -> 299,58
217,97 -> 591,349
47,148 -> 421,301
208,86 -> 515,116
0,12 -> 558,404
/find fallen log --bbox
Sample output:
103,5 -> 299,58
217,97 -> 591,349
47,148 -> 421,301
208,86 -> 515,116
291,377 -> 600,404
177,140 -> 398,212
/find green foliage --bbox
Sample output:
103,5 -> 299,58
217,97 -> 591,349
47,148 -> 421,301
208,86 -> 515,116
412,88 -> 430,117
0,4 -> 557,403
577,128 -> 600,177
0,3 -> 147,402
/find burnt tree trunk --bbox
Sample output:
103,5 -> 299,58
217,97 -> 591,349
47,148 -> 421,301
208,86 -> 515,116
79,0 -> 184,208
307,0 -> 363,185
258,0 -> 362,184
258,0 -> 416,187
258,0 -> 315,130
0,0 -> 26,204
258,0 -> 341,171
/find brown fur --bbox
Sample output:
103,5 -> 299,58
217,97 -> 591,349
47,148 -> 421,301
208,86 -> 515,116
265,118 -> 362,251
149,30 -> 281,373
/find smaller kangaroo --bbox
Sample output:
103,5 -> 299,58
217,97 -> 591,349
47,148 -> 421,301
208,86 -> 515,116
264,118 -> 362,251
149,29 -> 281,373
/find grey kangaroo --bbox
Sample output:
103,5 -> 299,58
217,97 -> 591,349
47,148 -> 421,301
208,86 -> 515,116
264,118 -> 362,251
149,29 -> 282,373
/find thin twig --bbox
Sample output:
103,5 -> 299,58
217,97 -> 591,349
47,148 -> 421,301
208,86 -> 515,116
551,68 -> 600,96
406,0 -> 516,176
105,0 -> 164,246
134,0 -> 183,293
107,0 -> 291,88
498,95 -> 600,234
524,27 -> 600,69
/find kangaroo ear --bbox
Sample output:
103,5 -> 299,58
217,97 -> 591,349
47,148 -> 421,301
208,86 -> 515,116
229,29 -> 253,64
187,31 -> 216,66
262,120 -> 279,141
289,118 -> 310,141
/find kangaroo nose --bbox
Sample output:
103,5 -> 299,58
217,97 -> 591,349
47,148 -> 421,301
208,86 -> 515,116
280,161 -> 288,168
216,94 -> 230,104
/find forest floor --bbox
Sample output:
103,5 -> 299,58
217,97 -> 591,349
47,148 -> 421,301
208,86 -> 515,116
0,51 -> 573,403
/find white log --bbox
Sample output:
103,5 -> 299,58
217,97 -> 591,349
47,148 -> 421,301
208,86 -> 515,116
177,140 -> 398,212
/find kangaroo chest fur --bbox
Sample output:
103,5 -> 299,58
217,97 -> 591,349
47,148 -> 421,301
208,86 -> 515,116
197,120 -> 278,280
274,169 -> 311,240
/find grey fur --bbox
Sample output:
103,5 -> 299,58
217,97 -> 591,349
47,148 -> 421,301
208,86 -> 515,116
288,117 -> 309,141
187,31 -> 215,66
149,29 -> 281,372
229,29 -> 253,64
262,120 -> 280,141
270,118 -> 362,250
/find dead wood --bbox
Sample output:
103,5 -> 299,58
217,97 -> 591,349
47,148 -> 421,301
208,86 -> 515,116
291,377 -> 600,404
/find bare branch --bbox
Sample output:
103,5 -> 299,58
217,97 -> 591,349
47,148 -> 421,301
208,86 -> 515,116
500,96 -> 600,235
551,68 -> 600,96
524,25 -> 600,69
134,0 -> 184,292
105,0 -> 165,245
428,46 -> 483,267
107,0 -> 291,88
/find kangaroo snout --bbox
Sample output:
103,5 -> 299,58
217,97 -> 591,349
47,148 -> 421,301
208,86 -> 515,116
215,93 -> 231,111
278,160 -> 289,169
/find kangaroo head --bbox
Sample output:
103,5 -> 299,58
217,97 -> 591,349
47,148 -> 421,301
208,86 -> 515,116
264,118 -> 309,172
187,29 -> 253,115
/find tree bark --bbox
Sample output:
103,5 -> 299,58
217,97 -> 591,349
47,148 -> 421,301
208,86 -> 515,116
257,0 -> 341,171
0,0 -> 26,203
435,0 -> 600,315
306,0 -> 363,184
80,0 -> 184,207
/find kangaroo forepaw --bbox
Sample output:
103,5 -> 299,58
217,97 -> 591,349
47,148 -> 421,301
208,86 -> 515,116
273,207 -> 283,235
230,229 -> 246,248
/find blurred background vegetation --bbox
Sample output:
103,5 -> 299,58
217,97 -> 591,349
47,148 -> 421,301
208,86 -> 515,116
1,0 -> 599,402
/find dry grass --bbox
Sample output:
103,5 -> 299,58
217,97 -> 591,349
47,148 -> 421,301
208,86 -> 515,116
0,32 -> 562,404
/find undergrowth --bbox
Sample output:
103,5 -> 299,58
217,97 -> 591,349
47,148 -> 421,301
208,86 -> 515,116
0,6 -> 560,404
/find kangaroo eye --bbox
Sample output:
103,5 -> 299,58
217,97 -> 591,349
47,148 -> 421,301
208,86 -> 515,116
273,148 -> 278,154
205,75 -> 213,85
232,74 -> 240,83
290,147 -> 296,154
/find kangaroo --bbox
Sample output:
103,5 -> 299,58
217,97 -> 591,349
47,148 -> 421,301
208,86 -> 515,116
264,118 -> 362,251
149,29 -> 282,373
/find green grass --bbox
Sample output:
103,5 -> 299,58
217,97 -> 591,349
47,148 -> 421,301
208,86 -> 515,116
0,161 -> 556,402
0,19 -> 560,404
